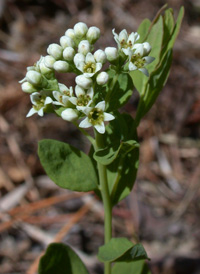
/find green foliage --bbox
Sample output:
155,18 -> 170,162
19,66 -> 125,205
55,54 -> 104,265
111,260 -> 151,274
103,112 -> 139,205
38,243 -> 89,274
105,71 -> 134,111
98,238 -> 149,263
130,6 -> 184,126
38,139 -> 98,192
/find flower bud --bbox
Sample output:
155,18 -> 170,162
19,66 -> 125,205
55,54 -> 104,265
78,40 -> 91,55
63,47 -> 75,61
61,108 -> 79,121
65,28 -> 75,40
44,55 -> 56,69
74,22 -> 88,38
21,82 -> 38,93
53,61 -> 70,73
86,26 -> 100,44
96,72 -> 109,85
105,47 -> 118,62
26,71 -> 42,86
94,49 -> 107,64
38,57 -> 52,75
60,35 -> 75,49
47,43 -> 63,60
75,75 -> 92,89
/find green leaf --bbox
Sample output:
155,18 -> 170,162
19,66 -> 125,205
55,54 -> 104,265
106,73 -> 133,111
136,18 -> 151,43
98,238 -> 133,262
38,243 -> 89,274
38,139 -> 98,192
105,113 -> 139,205
98,238 -> 149,263
93,140 -> 138,166
112,260 -> 151,274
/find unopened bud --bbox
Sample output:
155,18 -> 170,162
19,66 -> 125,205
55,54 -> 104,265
26,71 -> 42,86
61,108 -> 79,121
96,72 -> 109,85
74,22 -> 88,38
78,40 -> 91,55
63,47 -> 75,61
75,75 -> 92,89
105,47 -> 118,62
86,26 -> 100,44
53,61 -> 70,73
65,28 -> 75,40
60,35 -> 75,49
21,82 -> 38,93
47,43 -> 63,60
44,55 -> 56,69
94,49 -> 107,64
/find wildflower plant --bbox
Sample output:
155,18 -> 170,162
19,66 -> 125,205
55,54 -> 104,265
20,6 -> 184,274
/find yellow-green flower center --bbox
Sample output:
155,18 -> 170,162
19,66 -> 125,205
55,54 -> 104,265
131,53 -> 145,68
77,94 -> 91,106
33,98 -> 45,111
120,39 -> 132,49
83,62 -> 96,73
88,108 -> 104,125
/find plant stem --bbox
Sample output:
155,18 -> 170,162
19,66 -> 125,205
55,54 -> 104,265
94,130 -> 112,274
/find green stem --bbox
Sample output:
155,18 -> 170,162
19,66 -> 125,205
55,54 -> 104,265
94,130 -> 112,274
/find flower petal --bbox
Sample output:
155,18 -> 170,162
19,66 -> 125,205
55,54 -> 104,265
139,67 -> 149,76
129,62 -> 137,71
85,52 -> 95,63
95,101 -> 105,111
94,122 -> 105,134
104,112 -> 115,121
26,108 -> 37,117
79,117 -> 92,128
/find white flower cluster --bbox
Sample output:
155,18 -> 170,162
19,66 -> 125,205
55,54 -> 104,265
112,29 -> 154,76
20,22 -> 114,134
20,23 -> 154,134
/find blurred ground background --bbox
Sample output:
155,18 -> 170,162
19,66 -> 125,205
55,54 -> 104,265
0,0 -> 200,273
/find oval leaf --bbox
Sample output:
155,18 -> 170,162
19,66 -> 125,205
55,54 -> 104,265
98,238 -> 133,262
112,260 -> 151,274
38,243 -> 89,274
38,139 -> 98,192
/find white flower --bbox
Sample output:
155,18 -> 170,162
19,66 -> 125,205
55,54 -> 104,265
74,53 -> 85,65
26,71 -> 42,86
21,82 -> 37,93
86,26 -> 100,44
63,47 -> 75,61
26,92 -> 53,117
53,85 -> 74,107
78,101 -> 115,134
53,60 -> 70,73
70,85 -> 93,107
96,72 -> 109,85
74,52 -> 102,78
61,108 -> 79,122
94,49 -> 107,64
105,47 -> 118,62
47,43 -> 63,60
78,40 -> 91,55
75,75 -> 93,89
112,29 -> 140,50
125,42 -> 154,76
74,22 -> 88,38
60,35 -> 75,49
